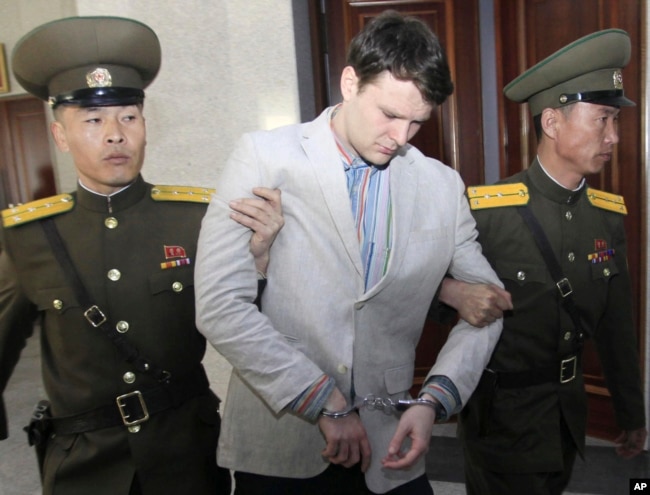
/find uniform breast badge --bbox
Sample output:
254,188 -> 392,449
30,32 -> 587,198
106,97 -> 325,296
160,245 -> 191,269
587,239 -> 615,264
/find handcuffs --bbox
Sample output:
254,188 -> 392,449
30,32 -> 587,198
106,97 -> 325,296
320,395 -> 445,422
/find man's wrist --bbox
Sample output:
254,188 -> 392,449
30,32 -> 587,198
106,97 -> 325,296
415,394 -> 446,422
319,405 -> 358,419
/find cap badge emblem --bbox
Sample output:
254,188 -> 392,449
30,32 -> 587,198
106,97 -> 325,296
86,68 -> 113,88
613,70 -> 623,90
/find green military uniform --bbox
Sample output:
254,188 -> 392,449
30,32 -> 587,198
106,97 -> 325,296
0,16 -> 231,495
458,29 -> 646,494
0,178 -> 230,494
460,160 -> 645,466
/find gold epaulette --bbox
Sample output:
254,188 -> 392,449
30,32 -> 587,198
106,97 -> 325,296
2,194 -> 74,228
586,187 -> 627,215
467,183 -> 529,210
151,185 -> 215,204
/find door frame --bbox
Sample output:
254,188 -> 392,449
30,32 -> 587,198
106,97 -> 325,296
642,4 -> 650,446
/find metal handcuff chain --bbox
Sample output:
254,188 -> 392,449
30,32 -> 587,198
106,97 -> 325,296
320,394 -> 439,418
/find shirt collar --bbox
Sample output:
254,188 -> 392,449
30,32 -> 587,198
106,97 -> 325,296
75,175 -> 147,213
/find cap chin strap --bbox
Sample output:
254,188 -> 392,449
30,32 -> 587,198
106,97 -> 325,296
558,89 -> 624,105
49,87 -> 145,108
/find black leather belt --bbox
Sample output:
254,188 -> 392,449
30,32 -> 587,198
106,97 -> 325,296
50,366 -> 210,435
489,354 -> 580,389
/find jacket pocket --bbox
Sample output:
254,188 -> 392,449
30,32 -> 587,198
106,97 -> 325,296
590,259 -> 619,280
384,364 -> 414,395
149,265 -> 194,295
495,260 -> 548,286
34,286 -> 80,313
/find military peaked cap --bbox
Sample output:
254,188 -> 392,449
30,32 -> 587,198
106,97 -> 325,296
504,29 -> 634,116
12,16 -> 160,108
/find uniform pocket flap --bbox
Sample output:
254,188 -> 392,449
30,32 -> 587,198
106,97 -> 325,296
495,260 -> 548,285
590,260 -> 619,280
34,286 -> 79,312
149,266 -> 194,295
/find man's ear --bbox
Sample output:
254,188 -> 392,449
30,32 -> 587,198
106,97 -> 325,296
340,66 -> 359,101
50,120 -> 69,152
540,108 -> 558,140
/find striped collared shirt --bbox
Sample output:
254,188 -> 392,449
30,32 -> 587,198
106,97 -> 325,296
332,127 -> 393,291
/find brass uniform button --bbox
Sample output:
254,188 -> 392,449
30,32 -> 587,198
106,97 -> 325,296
107,269 -> 121,281
603,268 -> 611,277
567,252 -> 575,262
517,271 -> 526,281
337,364 -> 348,374
564,331 -> 572,341
565,211 -> 573,221
104,217 -> 118,229
172,281 -> 183,293
116,321 -> 130,333
128,425 -> 141,434
123,371 -> 136,384
53,299 -> 63,310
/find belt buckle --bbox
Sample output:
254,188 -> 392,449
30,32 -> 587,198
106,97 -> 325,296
556,278 -> 573,298
84,305 -> 107,327
560,356 -> 577,384
116,391 -> 150,426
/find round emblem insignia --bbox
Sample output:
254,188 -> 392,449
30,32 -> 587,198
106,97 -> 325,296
612,70 -> 623,90
86,68 -> 113,88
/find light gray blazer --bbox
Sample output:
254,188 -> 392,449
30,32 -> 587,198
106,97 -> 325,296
195,108 -> 502,493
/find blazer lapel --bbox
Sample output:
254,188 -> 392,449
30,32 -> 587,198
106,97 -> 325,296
362,149 -> 417,299
300,112 -> 365,279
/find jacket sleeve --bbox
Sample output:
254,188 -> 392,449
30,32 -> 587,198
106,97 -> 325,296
424,172 -> 503,406
194,133 -> 327,414
0,248 -> 38,439
592,215 -> 646,430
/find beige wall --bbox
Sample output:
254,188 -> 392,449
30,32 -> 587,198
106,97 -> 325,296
0,0 -> 308,191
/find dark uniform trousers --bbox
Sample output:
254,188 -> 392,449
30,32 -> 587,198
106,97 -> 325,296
463,417 -> 577,495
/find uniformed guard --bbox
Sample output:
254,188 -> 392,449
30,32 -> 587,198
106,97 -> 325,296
440,29 -> 647,495
0,16 -> 283,495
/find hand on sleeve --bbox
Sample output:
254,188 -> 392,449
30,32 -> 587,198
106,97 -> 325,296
439,278 -> 512,327
230,187 -> 284,275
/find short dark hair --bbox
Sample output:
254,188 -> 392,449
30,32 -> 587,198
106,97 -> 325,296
346,10 -> 454,105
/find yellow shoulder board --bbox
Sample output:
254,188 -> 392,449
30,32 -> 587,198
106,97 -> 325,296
467,183 -> 529,210
2,194 -> 74,228
151,185 -> 215,204
586,187 -> 627,215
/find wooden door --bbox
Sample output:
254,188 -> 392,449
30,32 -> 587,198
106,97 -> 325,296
0,96 -> 54,209
495,0 -> 644,440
